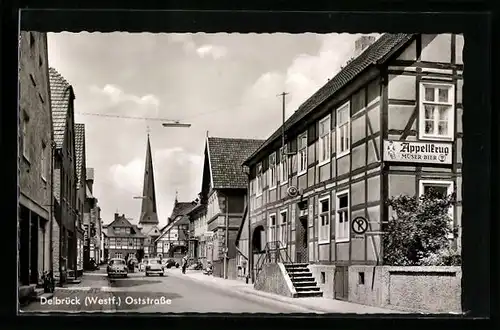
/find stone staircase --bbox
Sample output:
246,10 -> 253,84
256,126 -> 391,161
284,263 -> 323,298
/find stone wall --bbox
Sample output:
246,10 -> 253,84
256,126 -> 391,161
309,264 -> 336,299
349,265 -> 462,313
254,263 -> 295,297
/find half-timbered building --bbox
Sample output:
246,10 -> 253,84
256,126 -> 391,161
242,33 -> 464,300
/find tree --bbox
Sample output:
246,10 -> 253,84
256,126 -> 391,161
383,188 -> 461,266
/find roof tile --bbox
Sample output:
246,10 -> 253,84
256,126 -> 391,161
75,123 -> 85,186
49,67 -> 72,149
207,137 -> 264,189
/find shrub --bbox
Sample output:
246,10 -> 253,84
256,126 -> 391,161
383,188 -> 459,266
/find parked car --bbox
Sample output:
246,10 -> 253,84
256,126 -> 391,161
107,258 -> 128,278
145,258 -> 164,276
164,258 -> 180,269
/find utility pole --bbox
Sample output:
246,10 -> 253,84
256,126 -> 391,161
277,92 -> 289,153
224,194 -> 229,279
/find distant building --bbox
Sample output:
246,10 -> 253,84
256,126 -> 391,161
74,123 -> 87,273
83,168 -> 102,268
197,136 -> 264,279
155,199 -> 196,259
18,31 -> 53,289
104,213 -> 146,260
49,67 -> 78,284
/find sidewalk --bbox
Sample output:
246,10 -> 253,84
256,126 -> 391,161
166,269 -> 408,314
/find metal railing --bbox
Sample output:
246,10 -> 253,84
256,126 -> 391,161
254,241 -> 293,280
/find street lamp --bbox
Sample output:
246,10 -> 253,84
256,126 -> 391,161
162,121 -> 191,128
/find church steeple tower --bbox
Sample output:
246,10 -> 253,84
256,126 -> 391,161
139,133 -> 159,225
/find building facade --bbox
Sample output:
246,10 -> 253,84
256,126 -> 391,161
155,199 -> 195,259
104,213 -> 146,260
49,67 -> 78,284
74,123 -> 87,273
198,136 -> 264,279
18,31 -> 53,287
187,200 -> 208,266
243,33 -> 464,300
83,168 -> 102,268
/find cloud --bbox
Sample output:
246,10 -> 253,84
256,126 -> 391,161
243,33 -> 381,120
168,33 -> 228,60
196,44 -> 228,59
108,147 -> 203,226
90,84 -> 160,108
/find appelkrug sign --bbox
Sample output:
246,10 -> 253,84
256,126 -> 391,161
383,140 -> 452,164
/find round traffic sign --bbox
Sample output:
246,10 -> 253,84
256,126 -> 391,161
351,216 -> 368,235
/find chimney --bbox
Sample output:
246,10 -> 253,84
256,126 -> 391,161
354,35 -> 376,57
114,213 -> 119,221
86,167 -> 95,193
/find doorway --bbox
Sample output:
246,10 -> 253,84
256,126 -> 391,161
30,214 -> 39,284
19,206 -> 30,285
334,266 -> 349,300
295,216 -> 308,263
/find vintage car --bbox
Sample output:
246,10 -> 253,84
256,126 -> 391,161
145,258 -> 164,277
107,258 -> 128,278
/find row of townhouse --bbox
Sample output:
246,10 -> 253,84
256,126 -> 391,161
18,32 -> 103,301
235,33 -> 464,300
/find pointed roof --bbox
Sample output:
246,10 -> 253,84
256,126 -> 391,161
139,134 -> 159,225
49,67 -> 73,149
204,137 -> 264,190
75,123 -> 85,186
105,215 -> 146,238
155,200 -> 197,243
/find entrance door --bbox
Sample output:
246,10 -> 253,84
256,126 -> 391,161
295,216 -> 308,263
19,206 -> 30,285
30,214 -> 39,284
334,266 -> 349,300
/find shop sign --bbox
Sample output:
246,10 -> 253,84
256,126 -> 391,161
383,140 -> 452,165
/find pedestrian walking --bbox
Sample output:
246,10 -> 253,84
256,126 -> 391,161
181,255 -> 188,274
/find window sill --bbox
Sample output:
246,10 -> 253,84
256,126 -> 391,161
318,159 -> 330,167
418,134 -> 454,142
41,176 -> 47,183
269,185 -> 277,190
22,154 -> 31,165
336,237 -> 350,243
318,240 -> 329,245
297,170 -> 307,177
280,180 -> 288,186
256,193 -> 263,198
336,151 -> 350,159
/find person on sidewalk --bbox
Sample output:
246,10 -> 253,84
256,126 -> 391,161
181,255 -> 188,274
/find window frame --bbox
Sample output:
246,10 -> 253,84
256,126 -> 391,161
419,179 -> 455,239
278,210 -> 288,249
297,131 -> 308,176
268,213 -> 277,247
22,115 -> 29,161
318,114 -> 332,166
268,152 -> 277,189
41,142 -> 47,182
279,146 -> 289,186
256,163 -> 263,197
318,195 -> 331,244
335,190 -> 350,243
418,82 -> 455,141
336,101 -> 351,159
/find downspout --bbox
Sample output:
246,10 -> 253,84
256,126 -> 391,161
49,141 -> 55,274
247,173 -> 253,284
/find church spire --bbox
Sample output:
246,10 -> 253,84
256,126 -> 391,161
139,134 -> 159,225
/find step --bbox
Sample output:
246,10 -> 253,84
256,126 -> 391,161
296,290 -> 323,298
288,271 -> 313,277
295,286 -> 321,292
285,267 -> 309,272
284,263 -> 309,268
293,281 -> 317,287
290,276 -> 315,283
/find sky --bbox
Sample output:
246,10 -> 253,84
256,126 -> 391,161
47,32 -> 380,228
